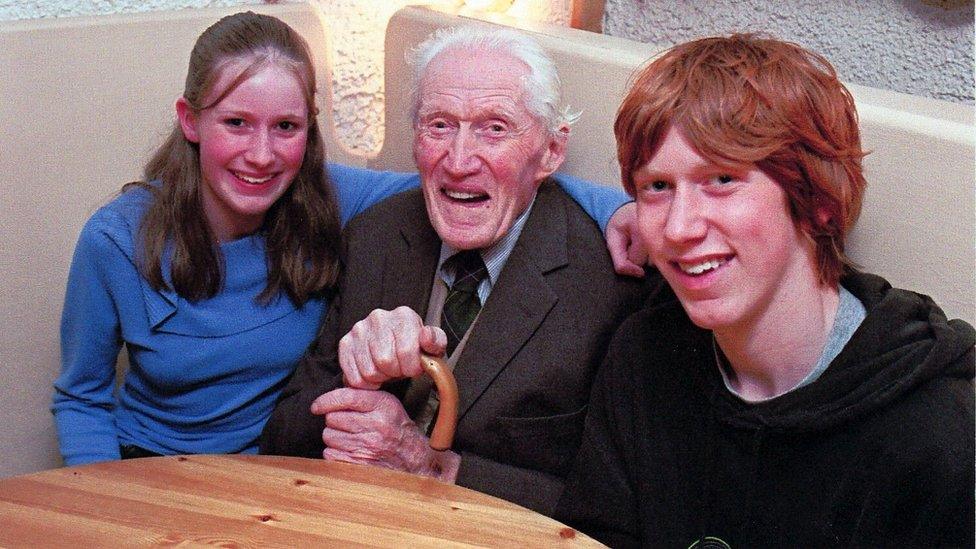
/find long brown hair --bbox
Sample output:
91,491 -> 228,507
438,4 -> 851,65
129,11 -> 340,305
615,34 -> 867,285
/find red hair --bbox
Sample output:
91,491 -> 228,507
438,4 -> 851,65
616,34 -> 867,284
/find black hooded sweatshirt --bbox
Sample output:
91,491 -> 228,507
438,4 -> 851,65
557,272 -> 974,548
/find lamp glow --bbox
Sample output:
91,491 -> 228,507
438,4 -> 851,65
464,0 -> 515,12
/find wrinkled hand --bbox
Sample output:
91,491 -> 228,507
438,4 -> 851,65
311,387 -> 459,482
605,202 -> 647,277
338,306 -> 448,390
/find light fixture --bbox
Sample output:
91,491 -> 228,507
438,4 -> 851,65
315,0 -> 603,155
463,0 -> 515,12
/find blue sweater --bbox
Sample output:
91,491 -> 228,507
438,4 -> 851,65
53,164 -> 627,465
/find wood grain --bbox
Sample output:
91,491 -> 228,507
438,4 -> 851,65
0,455 -> 603,548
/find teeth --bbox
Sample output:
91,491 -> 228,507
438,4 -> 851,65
445,190 -> 484,200
235,172 -> 273,184
679,258 -> 726,275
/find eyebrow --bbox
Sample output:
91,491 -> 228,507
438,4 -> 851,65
417,102 -> 522,123
634,167 -> 670,181
638,159 -> 738,182
472,101 -> 520,121
213,107 -> 306,120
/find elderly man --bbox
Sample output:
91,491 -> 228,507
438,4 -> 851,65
260,27 -> 654,515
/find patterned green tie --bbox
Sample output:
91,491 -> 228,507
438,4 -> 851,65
441,250 -> 488,356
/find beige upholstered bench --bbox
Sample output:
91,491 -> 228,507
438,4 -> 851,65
1,3 -> 970,478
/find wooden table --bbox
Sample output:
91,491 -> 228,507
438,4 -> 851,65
0,455 -> 603,547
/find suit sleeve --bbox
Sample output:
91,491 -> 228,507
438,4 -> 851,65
555,347 -> 641,548
455,451 -> 567,517
51,215 -> 125,465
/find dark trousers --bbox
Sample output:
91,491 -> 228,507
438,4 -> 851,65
119,444 -> 163,459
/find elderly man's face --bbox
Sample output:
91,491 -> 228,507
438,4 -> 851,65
413,47 -> 565,250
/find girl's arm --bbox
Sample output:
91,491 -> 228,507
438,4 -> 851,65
330,163 -> 422,228
52,214 -> 126,465
550,172 -> 629,234
329,162 -> 630,231
329,163 -> 642,274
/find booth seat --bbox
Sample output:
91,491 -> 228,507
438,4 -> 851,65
0,2 -> 971,478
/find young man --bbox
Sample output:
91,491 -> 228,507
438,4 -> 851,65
557,34 -> 974,547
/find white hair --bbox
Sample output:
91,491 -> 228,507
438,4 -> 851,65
406,25 -> 580,135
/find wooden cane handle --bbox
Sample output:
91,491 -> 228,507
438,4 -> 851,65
420,354 -> 458,451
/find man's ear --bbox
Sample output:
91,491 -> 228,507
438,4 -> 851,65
536,124 -> 569,180
815,205 -> 832,227
801,203 -> 833,232
175,97 -> 200,143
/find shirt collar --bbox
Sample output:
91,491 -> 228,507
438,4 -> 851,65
714,284 -> 865,402
437,193 -> 538,302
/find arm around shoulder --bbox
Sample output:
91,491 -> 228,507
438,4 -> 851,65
552,172 -> 630,234
329,163 -> 421,227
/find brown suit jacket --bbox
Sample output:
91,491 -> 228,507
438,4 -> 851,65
260,181 -> 655,515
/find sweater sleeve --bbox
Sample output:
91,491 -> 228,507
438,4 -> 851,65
328,162 -> 629,233
555,348 -> 641,548
551,173 -> 630,234
51,214 -> 126,465
330,163 -> 421,228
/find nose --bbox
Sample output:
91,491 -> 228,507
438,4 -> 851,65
663,186 -> 707,244
444,127 -> 480,176
244,130 -> 274,167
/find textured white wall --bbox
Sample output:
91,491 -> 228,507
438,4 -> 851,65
0,0 -> 250,20
604,0 -> 974,104
316,0 -> 570,154
297,0 -> 570,154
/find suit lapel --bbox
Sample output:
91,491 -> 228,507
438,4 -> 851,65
453,182 -> 568,420
381,196 -> 441,315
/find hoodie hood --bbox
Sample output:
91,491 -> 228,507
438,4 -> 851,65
711,272 -> 975,432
